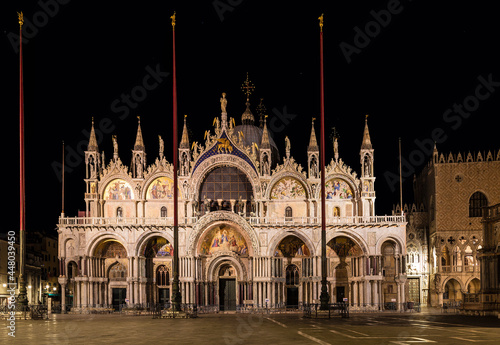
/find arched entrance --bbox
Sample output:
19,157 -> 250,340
218,263 -> 237,311
285,264 -> 299,307
444,278 -> 462,301
273,235 -> 311,308
197,222 -> 251,309
156,265 -> 170,306
93,239 -> 128,310
140,236 -> 174,305
467,278 -> 480,294
327,236 -> 362,304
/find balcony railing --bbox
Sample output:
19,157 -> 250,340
440,265 -> 478,273
58,214 -> 405,227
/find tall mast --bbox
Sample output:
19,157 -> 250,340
170,11 -> 181,312
318,13 -> 330,310
18,11 -> 28,306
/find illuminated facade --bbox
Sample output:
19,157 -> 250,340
407,147 -> 500,307
57,86 -> 406,312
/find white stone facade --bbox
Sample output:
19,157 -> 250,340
57,95 -> 407,311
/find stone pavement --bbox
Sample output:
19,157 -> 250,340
3,311 -> 500,344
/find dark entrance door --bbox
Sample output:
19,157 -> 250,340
286,287 -> 298,307
408,278 -> 420,303
158,288 -> 170,306
112,288 -> 126,311
219,279 -> 236,311
336,286 -> 345,302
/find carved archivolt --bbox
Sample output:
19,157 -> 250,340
187,211 -> 259,256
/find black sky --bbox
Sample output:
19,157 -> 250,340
3,0 -> 499,235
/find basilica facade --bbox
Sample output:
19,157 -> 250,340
57,89 -> 407,312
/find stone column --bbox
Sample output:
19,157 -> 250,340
81,279 -> 88,308
89,281 -> 94,307
60,282 -> 67,312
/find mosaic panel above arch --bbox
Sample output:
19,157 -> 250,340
325,179 -> 353,200
94,240 -> 127,258
327,237 -> 362,257
146,176 -> 182,200
273,235 -> 311,257
142,236 -> 174,257
199,224 -> 249,256
270,177 -> 306,200
103,179 -> 133,200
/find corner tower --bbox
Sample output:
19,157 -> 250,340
360,115 -> 375,216
84,118 -> 101,217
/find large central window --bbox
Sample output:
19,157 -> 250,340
199,166 -> 253,205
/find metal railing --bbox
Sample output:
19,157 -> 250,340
236,303 -> 302,314
0,304 -> 48,320
303,303 -> 349,318
346,302 -> 420,313
59,214 -> 406,227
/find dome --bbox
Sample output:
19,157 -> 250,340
233,123 -> 280,164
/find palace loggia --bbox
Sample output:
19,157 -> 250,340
57,88 -> 407,312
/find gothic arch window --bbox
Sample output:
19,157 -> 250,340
285,206 -> 293,218
469,191 -> 488,217
452,246 -> 462,270
199,166 -> 253,213
109,262 -> 127,280
407,244 -> 419,264
285,265 -> 299,286
156,265 -> 170,286
161,206 -> 168,217
116,207 -> 123,218
464,245 -> 474,271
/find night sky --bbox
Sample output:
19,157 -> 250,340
3,0 -> 499,235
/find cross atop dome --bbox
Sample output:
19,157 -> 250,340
241,72 -> 256,125
241,72 -> 255,102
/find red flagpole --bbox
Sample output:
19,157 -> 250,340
18,11 -> 28,305
171,11 -> 181,311
19,13 -> 25,233
319,13 -> 330,310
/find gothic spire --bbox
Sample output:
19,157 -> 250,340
260,115 -> 271,150
180,115 -> 190,149
134,116 -> 145,151
256,98 -> 266,128
87,117 -> 99,152
308,118 -> 319,151
361,115 -> 372,150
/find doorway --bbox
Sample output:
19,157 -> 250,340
286,287 -> 299,307
408,278 -> 420,303
158,288 -> 170,306
112,288 -> 126,311
336,286 -> 345,302
219,279 -> 236,311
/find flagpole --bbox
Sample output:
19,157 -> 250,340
62,141 -> 65,217
171,11 -> 181,312
318,13 -> 330,311
399,138 -> 403,216
18,11 -> 28,306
